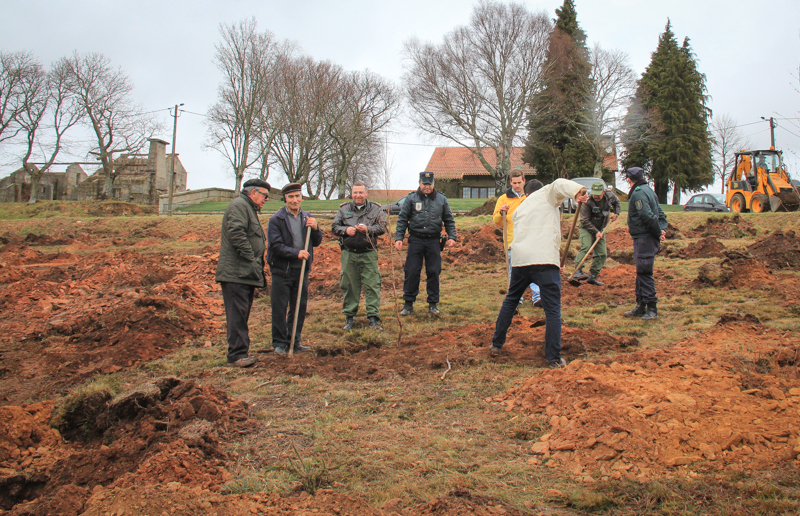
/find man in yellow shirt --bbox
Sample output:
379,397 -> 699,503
492,170 -> 541,307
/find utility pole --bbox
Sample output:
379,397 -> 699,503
761,116 -> 776,148
167,103 -> 184,216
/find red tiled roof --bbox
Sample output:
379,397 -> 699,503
603,152 -> 619,171
424,147 -> 535,180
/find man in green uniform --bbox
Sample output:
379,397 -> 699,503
572,182 -> 620,286
332,182 -> 387,330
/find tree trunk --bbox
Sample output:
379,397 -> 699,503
102,168 -> 114,200
27,173 -> 40,204
671,182 -> 681,205
593,159 -> 603,178
653,178 -> 669,205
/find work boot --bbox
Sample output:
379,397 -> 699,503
571,268 -> 588,281
641,302 -> 658,320
400,302 -> 414,316
586,273 -> 604,286
623,302 -> 646,318
368,316 -> 383,330
343,316 -> 355,330
428,303 -> 440,315
489,346 -> 502,357
228,356 -> 257,368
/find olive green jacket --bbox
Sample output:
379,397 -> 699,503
215,193 -> 266,287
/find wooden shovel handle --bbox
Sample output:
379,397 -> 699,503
560,203 -> 582,268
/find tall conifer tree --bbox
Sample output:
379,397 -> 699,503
523,0 -> 594,183
621,20 -> 713,203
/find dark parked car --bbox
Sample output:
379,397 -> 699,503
384,194 -> 410,215
561,177 -> 608,213
683,193 -> 730,212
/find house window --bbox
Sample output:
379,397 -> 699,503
488,187 -> 496,198
463,187 -> 471,199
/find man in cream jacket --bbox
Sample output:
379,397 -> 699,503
490,178 -> 589,367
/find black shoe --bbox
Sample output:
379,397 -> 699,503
623,303 -> 646,318
428,303 -> 440,315
343,316 -> 355,330
294,343 -> 312,352
228,356 -> 257,367
368,316 -> 383,330
273,346 -> 288,355
490,346 -> 502,357
400,303 -> 414,316
586,273 -> 604,286
572,269 -> 588,281
641,302 -> 658,320
548,358 -> 567,369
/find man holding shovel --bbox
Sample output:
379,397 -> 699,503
267,183 -> 323,354
571,182 -> 620,286
492,169 -> 541,307
489,179 -> 589,367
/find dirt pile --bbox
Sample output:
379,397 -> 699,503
747,229 -> 800,269
0,377 -> 252,515
444,224 -> 504,265
688,214 -> 756,238
677,236 -> 726,259
0,246 -> 223,404
493,313 -> 800,482
465,197 -> 497,216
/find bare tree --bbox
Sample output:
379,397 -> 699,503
206,18 -> 293,192
1,51 -> 40,146
710,113 -> 750,194
58,52 -> 158,199
402,1 -> 551,191
14,57 -> 83,202
584,44 -> 637,178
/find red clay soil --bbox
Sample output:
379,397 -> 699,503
747,229 -> 800,269
687,214 -> 757,239
678,236 -> 727,259
493,313 -> 800,483
444,224 -> 505,266
0,244 -> 223,404
0,377 -> 251,515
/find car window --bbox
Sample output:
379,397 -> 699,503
689,195 -> 701,204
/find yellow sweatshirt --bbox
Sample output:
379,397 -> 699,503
492,189 -> 526,247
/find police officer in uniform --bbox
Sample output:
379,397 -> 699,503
332,181 -> 387,330
571,181 -> 620,285
622,167 -> 667,320
394,171 -> 457,315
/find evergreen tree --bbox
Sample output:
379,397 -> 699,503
523,0 -> 595,183
621,20 -> 713,203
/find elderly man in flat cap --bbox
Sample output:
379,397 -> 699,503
216,178 -> 271,368
267,183 -> 322,354
394,171 -> 457,316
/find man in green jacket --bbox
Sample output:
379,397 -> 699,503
622,167 -> 667,320
572,181 -> 620,286
215,179 -> 271,368
332,182 -> 387,330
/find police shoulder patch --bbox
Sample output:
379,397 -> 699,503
635,199 -> 644,211
339,201 -> 348,207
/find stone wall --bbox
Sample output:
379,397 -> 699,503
159,187 -> 236,214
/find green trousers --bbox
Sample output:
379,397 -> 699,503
340,249 -> 381,317
573,227 -> 607,275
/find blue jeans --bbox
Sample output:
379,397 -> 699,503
507,249 -> 540,303
492,264 -> 562,364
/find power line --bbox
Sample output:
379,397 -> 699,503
181,109 -> 207,117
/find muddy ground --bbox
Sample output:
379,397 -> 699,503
1,211 -> 799,515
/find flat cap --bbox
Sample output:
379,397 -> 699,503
590,182 -> 605,194
625,167 -> 644,181
419,171 -> 434,184
243,178 -> 271,190
281,183 -> 303,196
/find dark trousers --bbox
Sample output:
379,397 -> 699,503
633,236 -> 660,304
271,266 -> 309,349
403,234 -> 442,304
492,265 -> 563,364
221,282 -> 256,362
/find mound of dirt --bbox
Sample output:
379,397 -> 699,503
0,378 -> 252,514
679,236 -> 726,259
465,197 -> 497,216
444,224 -> 504,265
747,229 -> 800,269
688,214 -> 756,238
493,313 -> 800,482
695,252 -> 775,289
84,201 -> 157,217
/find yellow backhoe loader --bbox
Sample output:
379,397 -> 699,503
726,149 -> 800,212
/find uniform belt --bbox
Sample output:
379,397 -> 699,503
410,231 -> 440,239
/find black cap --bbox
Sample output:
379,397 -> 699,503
243,178 -> 271,190
625,167 -> 644,181
281,183 -> 303,196
419,171 -> 434,184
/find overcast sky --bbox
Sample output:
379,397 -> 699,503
2,0 -> 799,198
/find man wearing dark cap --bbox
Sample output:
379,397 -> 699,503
623,167 -> 667,320
267,183 -> 322,353
394,171 -> 457,315
216,178 -> 271,367
571,181 -> 620,286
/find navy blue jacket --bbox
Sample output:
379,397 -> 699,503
267,206 -> 323,276
394,188 -> 457,241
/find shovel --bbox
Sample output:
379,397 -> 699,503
289,226 -> 312,357
560,203 -> 582,269
568,216 -> 612,287
502,212 -> 510,290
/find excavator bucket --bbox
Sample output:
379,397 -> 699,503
769,191 -> 800,212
